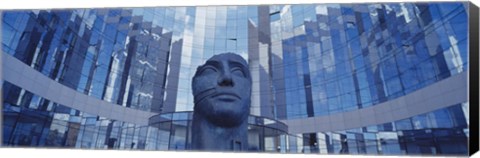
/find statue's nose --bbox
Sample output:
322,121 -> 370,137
218,71 -> 234,87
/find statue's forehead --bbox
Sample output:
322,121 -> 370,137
207,53 -> 248,67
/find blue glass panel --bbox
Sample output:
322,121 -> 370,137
437,2 -> 463,17
448,105 -> 467,128
395,118 -> 413,130
411,114 -> 431,129
448,11 -> 468,42
1,22 -> 15,48
428,108 -> 453,128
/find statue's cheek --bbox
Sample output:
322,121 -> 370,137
192,76 -> 217,92
235,80 -> 251,95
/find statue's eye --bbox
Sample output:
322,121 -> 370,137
200,67 -> 217,75
231,67 -> 245,77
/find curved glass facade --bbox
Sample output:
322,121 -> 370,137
292,103 -> 469,155
268,3 -> 467,119
1,2 -> 471,156
3,82 -> 289,151
3,81 -> 157,149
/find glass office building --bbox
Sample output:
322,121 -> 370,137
1,2 -> 471,155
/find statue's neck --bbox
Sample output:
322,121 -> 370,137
191,114 -> 248,151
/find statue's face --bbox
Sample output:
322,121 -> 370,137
192,53 -> 251,127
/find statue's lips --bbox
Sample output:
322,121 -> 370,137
211,92 -> 240,101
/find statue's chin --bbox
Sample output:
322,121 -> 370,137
194,99 -> 250,127
203,109 -> 247,127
